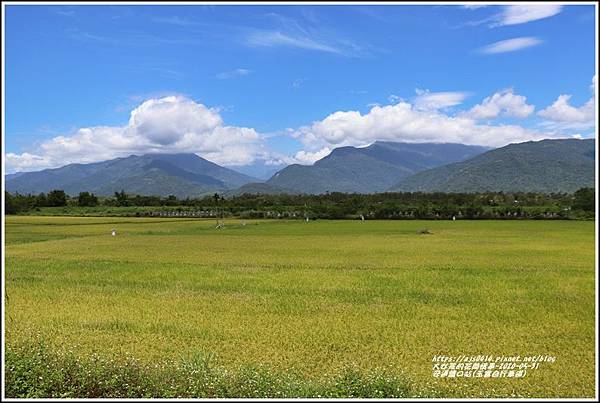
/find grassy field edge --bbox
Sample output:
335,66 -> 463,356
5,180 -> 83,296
5,341 -> 440,399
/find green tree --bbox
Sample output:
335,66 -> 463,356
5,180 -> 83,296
35,193 -> 48,207
165,195 -> 178,206
5,192 -> 17,214
77,192 -> 98,207
46,190 -> 67,207
114,190 -> 129,207
572,187 -> 595,212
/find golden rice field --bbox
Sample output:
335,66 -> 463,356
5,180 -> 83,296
4,216 -> 596,398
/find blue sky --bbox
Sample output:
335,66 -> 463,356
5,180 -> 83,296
4,3 -> 597,178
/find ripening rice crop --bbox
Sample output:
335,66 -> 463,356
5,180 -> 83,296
4,216 -> 596,398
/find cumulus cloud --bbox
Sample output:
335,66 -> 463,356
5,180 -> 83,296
538,95 -> 594,122
6,96 -> 264,173
291,148 -> 332,165
480,37 -> 542,54
8,82 -> 592,173
413,89 -> 470,111
264,147 -> 333,166
290,100 -> 565,153
462,88 -> 534,120
493,5 -> 563,27
537,75 -> 596,129
5,153 -> 55,173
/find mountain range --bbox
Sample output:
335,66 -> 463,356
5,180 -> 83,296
5,153 -> 257,198
390,138 -> 595,193
5,138 -> 596,197
264,141 -> 489,194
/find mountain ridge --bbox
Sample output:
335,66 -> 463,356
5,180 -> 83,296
389,138 -> 595,193
5,153 -> 258,198
6,139 -> 595,197
265,141 -> 489,194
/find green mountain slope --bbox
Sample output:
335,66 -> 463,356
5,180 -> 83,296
225,182 -> 300,197
390,138 -> 595,193
266,141 -> 488,194
5,153 -> 258,198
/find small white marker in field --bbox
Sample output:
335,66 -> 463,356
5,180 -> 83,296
111,229 -> 116,236
452,216 -> 456,221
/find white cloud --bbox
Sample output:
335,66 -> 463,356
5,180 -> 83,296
215,68 -> 252,79
538,76 -> 596,129
6,96 -> 264,173
290,100 -> 564,152
246,30 -> 343,54
243,13 -> 370,57
292,148 -> 332,165
480,37 -> 542,54
264,147 -> 333,166
538,75 -> 596,127
462,5 -> 488,10
5,153 -> 55,173
538,95 -> 594,123
413,89 -> 470,111
8,81 -> 593,174
463,5 -> 562,28
493,5 -> 563,27
462,88 -> 534,120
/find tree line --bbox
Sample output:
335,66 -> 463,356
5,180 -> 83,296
4,188 -> 595,219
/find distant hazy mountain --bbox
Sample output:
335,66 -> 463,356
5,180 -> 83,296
390,138 -> 595,193
265,141 -> 489,194
5,153 -> 258,198
227,161 -> 286,181
5,172 -> 26,181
